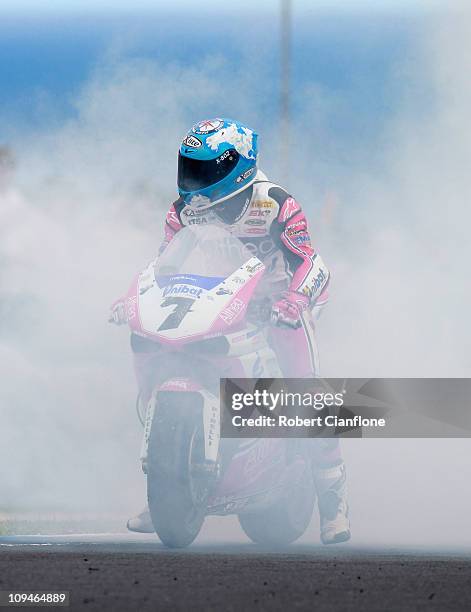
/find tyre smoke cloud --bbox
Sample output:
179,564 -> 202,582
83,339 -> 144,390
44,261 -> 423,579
314,3 -> 471,547
0,5 -> 469,546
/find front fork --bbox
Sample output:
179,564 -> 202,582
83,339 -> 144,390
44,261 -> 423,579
138,334 -> 282,473
139,384 -> 220,474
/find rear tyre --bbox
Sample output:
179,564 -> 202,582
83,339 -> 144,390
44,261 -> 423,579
238,459 -> 315,546
147,392 -> 210,548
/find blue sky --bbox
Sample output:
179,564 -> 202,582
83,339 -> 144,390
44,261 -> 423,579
0,0 -> 445,14
0,6 -> 428,115
0,4 -> 430,137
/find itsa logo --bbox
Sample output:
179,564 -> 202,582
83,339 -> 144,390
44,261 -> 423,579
188,217 -> 208,225
163,284 -> 203,298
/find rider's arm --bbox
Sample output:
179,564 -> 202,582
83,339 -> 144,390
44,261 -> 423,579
157,199 -> 184,255
269,188 -> 330,305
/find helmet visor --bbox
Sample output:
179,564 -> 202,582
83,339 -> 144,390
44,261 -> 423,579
178,149 -> 239,192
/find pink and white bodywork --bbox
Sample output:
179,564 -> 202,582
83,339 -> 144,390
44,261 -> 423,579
116,224 -> 315,517
125,256 -> 265,346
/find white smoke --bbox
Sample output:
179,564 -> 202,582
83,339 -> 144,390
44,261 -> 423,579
314,3 -> 471,547
317,7 -> 471,378
0,4 -> 470,546
0,50 -> 277,515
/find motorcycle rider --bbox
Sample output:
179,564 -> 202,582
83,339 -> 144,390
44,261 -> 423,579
116,118 -> 350,544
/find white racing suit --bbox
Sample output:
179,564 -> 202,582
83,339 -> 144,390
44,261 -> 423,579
161,171 -> 327,367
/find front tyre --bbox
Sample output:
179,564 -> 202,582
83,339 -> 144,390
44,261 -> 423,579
147,392 -> 209,548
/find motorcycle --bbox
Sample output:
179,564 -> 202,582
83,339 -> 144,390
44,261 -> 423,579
114,224 -> 315,548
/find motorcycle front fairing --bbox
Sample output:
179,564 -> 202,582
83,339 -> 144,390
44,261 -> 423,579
125,225 -> 266,346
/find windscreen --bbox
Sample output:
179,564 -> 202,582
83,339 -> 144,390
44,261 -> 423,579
154,225 -> 253,278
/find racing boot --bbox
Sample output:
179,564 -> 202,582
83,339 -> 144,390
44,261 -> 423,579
313,461 -> 351,545
126,506 -> 154,533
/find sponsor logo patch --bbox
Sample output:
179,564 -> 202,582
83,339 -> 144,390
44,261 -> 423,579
310,268 -> 327,294
182,134 -> 202,148
216,149 -> 232,164
286,228 -> 304,237
216,286 -> 233,295
245,218 -> 266,226
188,217 -> 208,225
126,295 -> 137,320
246,228 -> 266,235
236,167 -> 255,183
167,209 -> 180,228
280,197 -> 301,222
245,261 -> 264,274
286,219 -> 307,234
250,209 -> 271,217
192,119 -> 223,134
253,200 -> 274,209
219,298 -> 246,324
163,284 -> 202,298
182,207 -> 206,217
161,378 -> 189,391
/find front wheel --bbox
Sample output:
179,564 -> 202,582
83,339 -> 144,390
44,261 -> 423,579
147,392 -> 211,548
238,458 -> 315,546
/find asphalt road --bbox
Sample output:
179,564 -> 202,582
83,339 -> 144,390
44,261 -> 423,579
1,535 -> 471,611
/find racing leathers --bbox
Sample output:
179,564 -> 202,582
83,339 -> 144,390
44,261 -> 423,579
158,170 -> 329,378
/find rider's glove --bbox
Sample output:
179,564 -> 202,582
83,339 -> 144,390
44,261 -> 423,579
271,291 -> 310,329
109,298 -> 127,325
